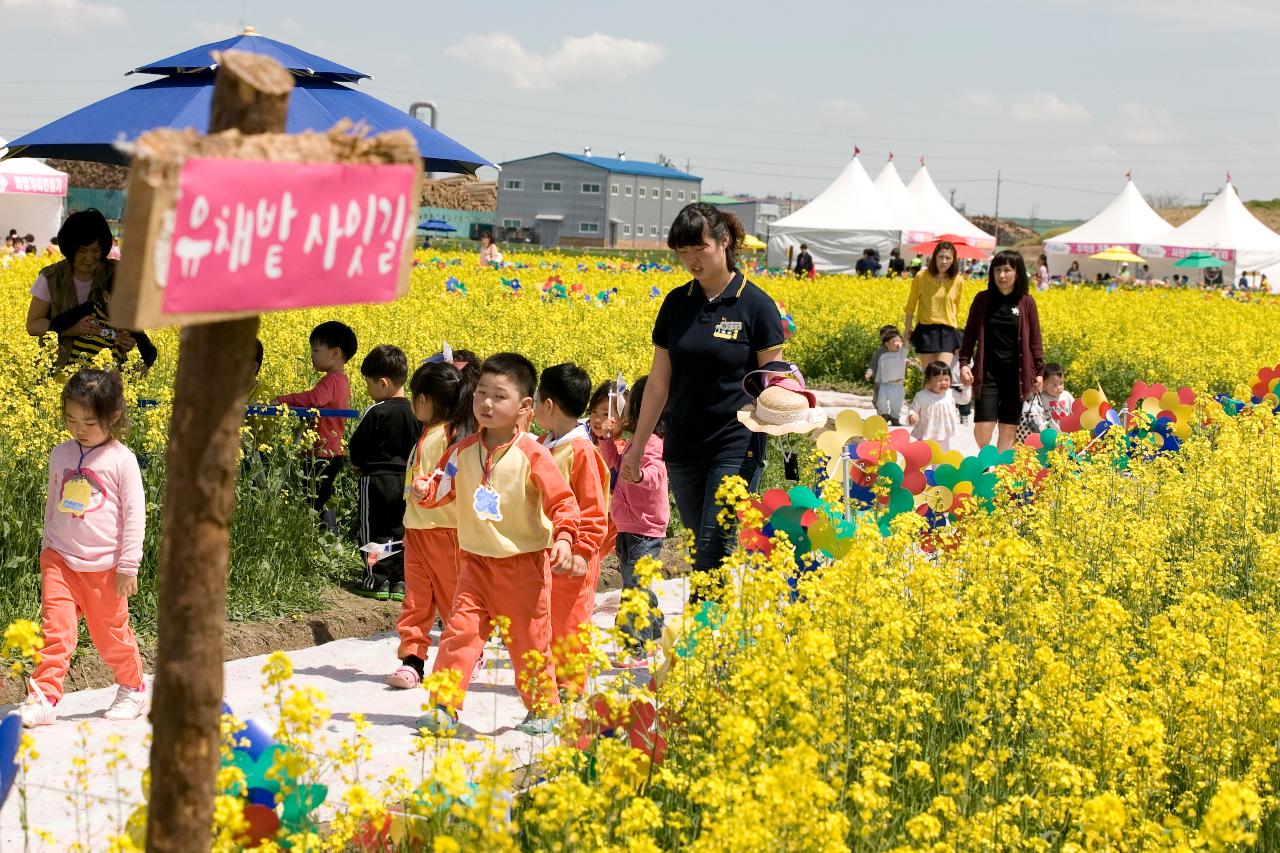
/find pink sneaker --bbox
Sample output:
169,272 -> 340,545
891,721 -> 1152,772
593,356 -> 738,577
387,666 -> 421,690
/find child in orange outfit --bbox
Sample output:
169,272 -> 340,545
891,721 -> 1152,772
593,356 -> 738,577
24,369 -> 146,727
413,353 -> 580,737
534,364 -> 610,696
386,358 -> 479,689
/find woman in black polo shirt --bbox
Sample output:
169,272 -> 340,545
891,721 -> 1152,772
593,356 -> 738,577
622,204 -> 784,593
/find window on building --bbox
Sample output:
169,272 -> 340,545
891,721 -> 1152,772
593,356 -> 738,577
638,187 -> 646,198
623,224 -> 631,236
649,225 -> 658,237
651,187 -> 659,198
678,190 -> 685,201
611,184 -> 619,195
502,219 -> 521,229
664,189 -> 672,200
582,182 -> 601,194
580,222 -> 600,234
663,225 -> 670,236
504,179 -> 523,191
624,185 -> 633,197
543,181 -> 562,192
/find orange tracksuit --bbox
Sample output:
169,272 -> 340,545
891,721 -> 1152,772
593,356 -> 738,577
540,426 -> 610,694
399,423 -> 459,661
418,429 -> 579,713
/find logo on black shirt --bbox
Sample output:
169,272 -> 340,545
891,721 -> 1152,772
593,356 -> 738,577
713,319 -> 743,340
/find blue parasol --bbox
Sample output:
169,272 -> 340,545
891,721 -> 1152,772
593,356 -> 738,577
131,27 -> 368,82
418,218 -> 457,233
3,29 -> 490,175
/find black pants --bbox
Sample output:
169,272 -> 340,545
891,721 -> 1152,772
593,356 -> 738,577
359,471 -> 407,589
974,370 -> 1023,425
305,456 -> 344,534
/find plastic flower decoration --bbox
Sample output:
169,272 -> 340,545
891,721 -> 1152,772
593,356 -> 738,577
443,276 -> 467,296
574,693 -> 668,765
221,703 -> 328,846
499,276 -> 522,295
1058,387 -> 1121,435
1125,381 -> 1196,440
1250,364 -> 1280,413
815,410 -> 889,478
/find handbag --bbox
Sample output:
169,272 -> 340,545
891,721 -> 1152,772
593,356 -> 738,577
1017,394 -> 1051,444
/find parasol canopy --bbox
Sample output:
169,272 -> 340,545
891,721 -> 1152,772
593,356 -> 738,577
1173,251 -> 1227,269
1088,246 -> 1146,262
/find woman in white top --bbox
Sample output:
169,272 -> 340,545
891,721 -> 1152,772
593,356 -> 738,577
478,232 -> 503,266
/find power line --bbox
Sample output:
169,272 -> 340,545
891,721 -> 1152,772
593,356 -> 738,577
363,83 -> 1272,149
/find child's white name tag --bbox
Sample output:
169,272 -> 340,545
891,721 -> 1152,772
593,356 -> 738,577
473,484 -> 503,522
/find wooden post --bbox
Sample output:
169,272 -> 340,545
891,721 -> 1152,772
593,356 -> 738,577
145,52 -> 293,852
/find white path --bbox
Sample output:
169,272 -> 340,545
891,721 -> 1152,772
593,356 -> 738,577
0,579 -> 694,851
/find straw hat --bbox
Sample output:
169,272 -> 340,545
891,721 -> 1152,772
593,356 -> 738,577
737,364 -> 826,436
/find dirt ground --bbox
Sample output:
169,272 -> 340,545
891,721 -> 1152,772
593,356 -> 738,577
2,539 -> 689,703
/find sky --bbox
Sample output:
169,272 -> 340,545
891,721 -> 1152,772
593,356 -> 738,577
1,0 -> 1277,219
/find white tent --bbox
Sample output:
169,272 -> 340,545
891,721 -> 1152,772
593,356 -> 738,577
873,158 -> 932,244
905,163 -> 994,248
1146,181 -> 1280,292
0,158 -> 67,247
767,154 -> 902,272
1043,179 -> 1174,279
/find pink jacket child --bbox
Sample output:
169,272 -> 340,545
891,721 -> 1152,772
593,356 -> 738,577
25,369 -> 147,727
598,429 -> 669,650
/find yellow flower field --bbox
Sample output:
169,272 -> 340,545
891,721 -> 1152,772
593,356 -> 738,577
5,249 -> 1280,849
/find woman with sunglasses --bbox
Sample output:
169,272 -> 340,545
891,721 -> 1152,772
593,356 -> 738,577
621,204 -> 784,598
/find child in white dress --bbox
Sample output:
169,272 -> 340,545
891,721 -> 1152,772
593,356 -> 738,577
908,361 -> 961,452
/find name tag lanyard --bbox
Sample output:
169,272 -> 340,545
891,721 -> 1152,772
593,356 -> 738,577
474,440 -> 505,522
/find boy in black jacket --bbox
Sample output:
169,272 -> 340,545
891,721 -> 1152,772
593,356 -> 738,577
349,345 -> 420,600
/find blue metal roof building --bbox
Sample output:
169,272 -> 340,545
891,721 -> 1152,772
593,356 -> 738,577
496,152 -> 702,248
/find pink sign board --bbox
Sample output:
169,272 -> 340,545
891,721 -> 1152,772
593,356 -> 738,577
0,171 -> 67,196
161,158 -> 416,314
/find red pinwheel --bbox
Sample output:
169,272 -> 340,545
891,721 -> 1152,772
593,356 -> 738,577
575,694 -> 668,764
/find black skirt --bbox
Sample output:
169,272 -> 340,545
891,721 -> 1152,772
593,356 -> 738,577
910,323 -> 961,354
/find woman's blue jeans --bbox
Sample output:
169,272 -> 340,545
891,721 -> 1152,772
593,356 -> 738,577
666,452 -> 764,586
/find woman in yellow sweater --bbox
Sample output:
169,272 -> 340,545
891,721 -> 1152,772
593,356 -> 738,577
903,241 -> 965,369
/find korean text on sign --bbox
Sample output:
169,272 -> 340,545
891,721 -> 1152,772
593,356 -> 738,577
162,158 -> 416,313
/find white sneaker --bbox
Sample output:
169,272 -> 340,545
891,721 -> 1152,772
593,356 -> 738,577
103,685 -> 146,721
19,692 -> 56,728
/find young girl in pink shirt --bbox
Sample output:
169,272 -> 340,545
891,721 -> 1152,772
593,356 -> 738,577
23,368 -> 146,727
596,376 -> 669,659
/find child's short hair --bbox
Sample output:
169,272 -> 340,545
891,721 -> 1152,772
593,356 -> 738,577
62,368 -> 126,437
538,363 -> 592,417
480,352 -> 537,400
252,339 -> 264,374
923,361 -> 951,382
1043,362 -> 1065,379
622,375 -> 665,437
310,321 -> 358,362
588,380 -> 616,414
361,344 -> 408,386
410,361 -> 477,438
881,328 -> 903,345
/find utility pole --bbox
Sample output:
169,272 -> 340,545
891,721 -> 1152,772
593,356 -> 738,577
949,188 -> 957,207
993,170 -> 1002,248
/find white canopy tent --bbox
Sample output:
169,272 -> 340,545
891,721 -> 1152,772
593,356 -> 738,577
905,163 -> 995,248
767,154 -> 902,272
1147,181 -> 1280,292
1043,179 -> 1174,280
0,158 -> 67,247
873,158 -> 932,244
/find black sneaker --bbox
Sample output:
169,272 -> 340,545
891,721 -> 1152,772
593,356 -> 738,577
374,581 -> 391,601
389,582 -> 406,602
